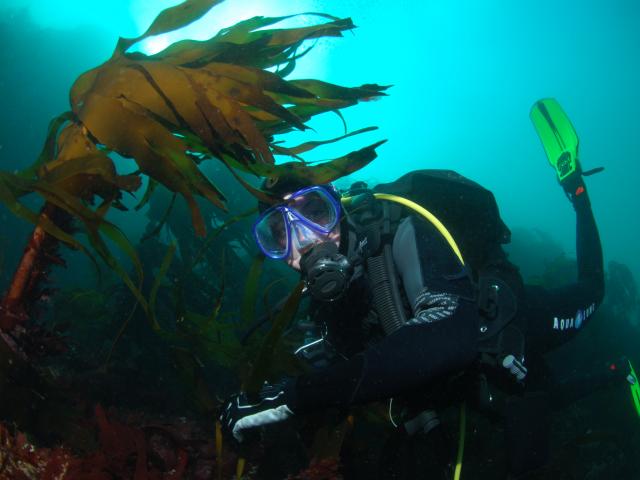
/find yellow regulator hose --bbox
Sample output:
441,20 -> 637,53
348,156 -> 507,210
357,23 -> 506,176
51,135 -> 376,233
341,193 -> 465,265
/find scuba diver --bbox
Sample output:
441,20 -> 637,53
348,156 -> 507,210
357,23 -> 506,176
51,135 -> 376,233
219,99 -> 608,478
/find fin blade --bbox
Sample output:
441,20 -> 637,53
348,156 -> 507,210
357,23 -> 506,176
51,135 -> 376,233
530,98 -> 579,181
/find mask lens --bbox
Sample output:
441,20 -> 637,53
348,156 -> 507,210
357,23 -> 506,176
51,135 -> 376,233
289,188 -> 338,230
254,208 -> 288,258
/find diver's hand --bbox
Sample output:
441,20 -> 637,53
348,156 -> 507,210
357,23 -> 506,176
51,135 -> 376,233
219,380 -> 296,442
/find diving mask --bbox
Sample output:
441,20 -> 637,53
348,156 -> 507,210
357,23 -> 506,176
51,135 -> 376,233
253,186 -> 341,260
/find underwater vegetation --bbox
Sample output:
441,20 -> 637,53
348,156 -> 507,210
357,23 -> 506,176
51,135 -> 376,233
0,0 -> 388,335
0,0 -> 387,478
0,1 -> 638,479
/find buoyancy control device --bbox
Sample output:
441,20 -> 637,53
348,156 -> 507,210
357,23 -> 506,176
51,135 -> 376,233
341,170 -> 526,373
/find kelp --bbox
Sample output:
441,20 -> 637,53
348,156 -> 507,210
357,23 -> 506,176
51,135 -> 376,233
116,0 -> 225,55
0,0 -> 388,341
240,255 -> 266,327
0,174 -> 92,265
140,191 -> 177,242
0,201 -> 78,333
63,0 -> 388,235
173,309 -> 243,368
243,281 -> 305,396
0,167 -> 147,337
0,3 -> 390,460
181,207 -> 256,278
272,126 -> 379,159
205,246 -> 227,325
170,346 -> 218,413
149,243 -> 178,331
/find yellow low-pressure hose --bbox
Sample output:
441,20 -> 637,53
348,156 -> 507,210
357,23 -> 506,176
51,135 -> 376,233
236,457 -> 246,479
454,403 -> 467,480
215,419 -> 246,479
341,193 -> 465,265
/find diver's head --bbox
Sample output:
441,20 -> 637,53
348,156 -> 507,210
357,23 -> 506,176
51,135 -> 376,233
254,174 -> 342,271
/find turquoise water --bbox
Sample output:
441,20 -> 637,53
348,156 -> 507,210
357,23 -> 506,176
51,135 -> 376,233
0,1 -> 638,478
2,0 -> 638,278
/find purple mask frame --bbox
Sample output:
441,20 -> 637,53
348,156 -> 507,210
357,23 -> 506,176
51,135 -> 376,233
253,185 -> 342,259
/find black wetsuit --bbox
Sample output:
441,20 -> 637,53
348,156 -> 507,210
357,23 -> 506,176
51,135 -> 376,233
292,180 -> 605,417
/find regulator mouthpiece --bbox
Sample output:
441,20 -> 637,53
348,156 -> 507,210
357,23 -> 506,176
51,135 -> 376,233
301,242 -> 353,302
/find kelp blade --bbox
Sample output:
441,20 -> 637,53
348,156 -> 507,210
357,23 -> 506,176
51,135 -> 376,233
244,281 -> 304,395
115,0 -> 226,55
240,255 -> 265,327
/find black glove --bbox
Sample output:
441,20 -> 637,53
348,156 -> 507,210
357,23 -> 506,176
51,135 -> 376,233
219,379 -> 296,442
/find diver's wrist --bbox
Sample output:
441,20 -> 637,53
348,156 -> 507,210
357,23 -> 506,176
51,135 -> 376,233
561,172 -> 590,208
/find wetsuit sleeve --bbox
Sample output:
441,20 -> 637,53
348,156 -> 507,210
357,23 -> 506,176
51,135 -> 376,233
524,181 -> 605,352
292,216 -> 479,412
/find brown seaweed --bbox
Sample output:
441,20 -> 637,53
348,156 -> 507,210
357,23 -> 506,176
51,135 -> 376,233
0,0 -> 387,343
